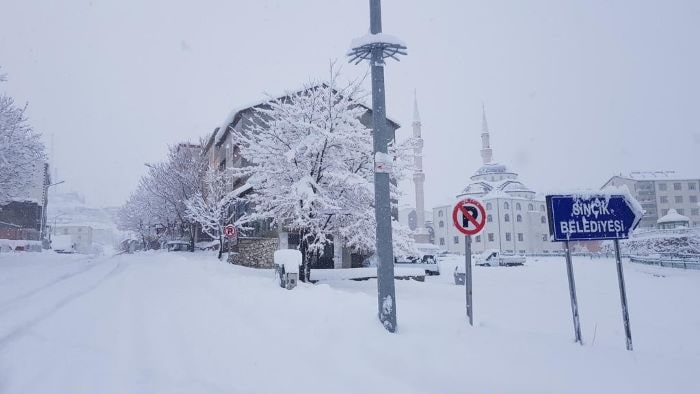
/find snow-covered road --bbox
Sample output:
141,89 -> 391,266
0,251 -> 698,393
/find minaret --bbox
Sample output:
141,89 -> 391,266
480,103 -> 493,164
412,91 -> 429,242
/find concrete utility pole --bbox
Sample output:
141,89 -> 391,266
348,0 -> 407,332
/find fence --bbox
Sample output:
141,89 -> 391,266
629,255 -> 700,270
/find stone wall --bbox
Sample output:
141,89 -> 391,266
229,237 -> 278,268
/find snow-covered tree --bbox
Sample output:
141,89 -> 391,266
117,142 -> 206,249
0,68 -> 46,204
233,65 -> 416,280
184,168 -> 246,259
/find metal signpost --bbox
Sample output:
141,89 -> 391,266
546,193 -> 642,350
348,0 -> 407,333
452,198 -> 487,326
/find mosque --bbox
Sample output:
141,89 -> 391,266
430,107 -> 562,255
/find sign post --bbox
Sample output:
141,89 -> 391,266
452,198 -> 487,326
546,193 -> 642,349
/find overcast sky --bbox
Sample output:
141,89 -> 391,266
1,0 -> 698,209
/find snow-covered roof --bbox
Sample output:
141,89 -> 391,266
657,209 -> 690,224
474,162 -> 515,176
617,171 -> 698,181
213,86 -> 402,148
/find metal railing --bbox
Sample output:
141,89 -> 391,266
629,255 -> 700,270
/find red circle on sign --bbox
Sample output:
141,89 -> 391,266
452,198 -> 487,236
224,225 -> 237,238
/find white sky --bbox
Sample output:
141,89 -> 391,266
1,0 -> 698,208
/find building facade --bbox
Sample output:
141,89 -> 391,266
0,162 -> 51,250
602,172 -> 700,228
432,107 -> 561,255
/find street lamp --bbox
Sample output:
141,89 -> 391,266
348,0 -> 407,333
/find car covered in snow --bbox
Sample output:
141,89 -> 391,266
394,243 -> 442,275
51,235 -> 75,254
474,249 -> 526,267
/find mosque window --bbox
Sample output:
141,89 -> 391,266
439,221 -> 444,228
486,202 -> 492,210
438,210 -> 443,217
475,235 -> 481,242
518,233 -> 524,242
516,214 -> 522,222
516,203 -> 521,211
504,214 -> 510,222
453,236 -> 459,244
488,233 -> 494,242
505,232 -> 512,241
541,216 -> 546,224
504,202 -> 510,210
540,205 -> 545,212
528,203 -> 534,211
487,214 -> 493,223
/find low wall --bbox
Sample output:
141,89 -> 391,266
229,237 -> 278,268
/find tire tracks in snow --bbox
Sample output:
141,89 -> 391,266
0,257 -> 103,313
0,258 -> 129,350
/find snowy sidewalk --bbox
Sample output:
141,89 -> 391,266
0,252 -> 698,393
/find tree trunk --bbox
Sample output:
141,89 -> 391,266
189,223 -> 196,252
218,235 -> 224,260
299,230 -> 309,282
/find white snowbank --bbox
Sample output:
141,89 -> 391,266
311,266 -> 425,281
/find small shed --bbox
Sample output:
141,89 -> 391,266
657,209 -> 690,229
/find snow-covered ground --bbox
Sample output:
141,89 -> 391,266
0,251 -> 698,393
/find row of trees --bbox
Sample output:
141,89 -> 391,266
118,66 -> 417,278
0,67 -> 46,205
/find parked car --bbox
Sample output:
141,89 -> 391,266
474,249 -> 526,267
52,235 -> 75,254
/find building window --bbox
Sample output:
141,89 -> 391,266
516,203 -> 521,211
488,233 -> 495,242
540,205 -> 545,212
541,216 -> 546,224
486,202 -> 492,210
438,210 -> 443,217
439,221 -> 444,228
691,208 -> 699,216
660,196 -> 668,203
542,234 -> 548,242
454,236 -> 459,244
675,196 -> 683,203
504,202 -> 510,210
439,238 -> 445,246
662,209 -> 669,216
487,214 -> 493,223
528,203 -> 534,211
658,183 -> 667,191
677,209 -> 685,215
504,214 -> 510,222
475,235 -> 481,242
518,233 -> 524,242
674,183 -> 682,191
690,183 -> 697,190
505,232 -> 512,241
516,214 -> 522,222
690,196 -> 698,203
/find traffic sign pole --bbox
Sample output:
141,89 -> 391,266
464,235 -> 473,326
614,239 -> 633,351
564,240 -> 583,345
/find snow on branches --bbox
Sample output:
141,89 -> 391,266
184,168 -> 247,259
233,64 -> 417,269
117,143 -> 206,248
0,69 -> 46,204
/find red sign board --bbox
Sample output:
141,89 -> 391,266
224,224 -> 237,238
452,198 -> 487,236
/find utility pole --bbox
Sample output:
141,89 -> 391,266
348,0 -> 407,332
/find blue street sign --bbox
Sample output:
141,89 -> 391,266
546,194 -> 643,242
